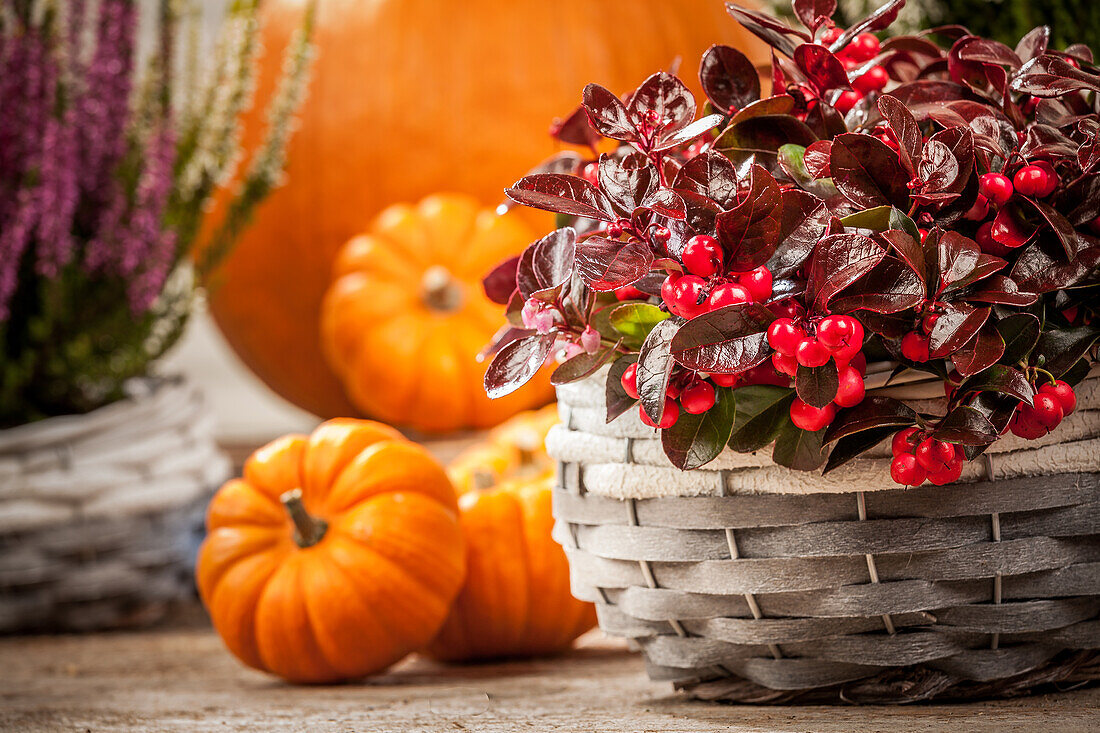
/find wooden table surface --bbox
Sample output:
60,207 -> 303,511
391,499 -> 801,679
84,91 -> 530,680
2,615 -> 1098,733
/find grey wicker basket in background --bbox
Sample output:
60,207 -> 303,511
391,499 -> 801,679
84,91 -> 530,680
548,369 -> 1100,703
0,377 -> 229,633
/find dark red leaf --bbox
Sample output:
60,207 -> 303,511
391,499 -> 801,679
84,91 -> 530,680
933,405 -> 998,445
581,83 -> 638,142
793,0 -> 837,35
1019,196 -> 1080,259
729,94 -> 797,125
715,113 -> 819,168
1012,237 -> 1100,293
996,313 -> 1041,364
551,346 -> 617,386
662,388 -> 737,470
877,95 -> 923,175
823,396 -> 917,444
627,72 -> 697,148
803,140 -> 832,178
598,151 -> 657,215
1010,55 -> 1100,97
699,44 -> 761,114
482,256 -> 519,305
796,360 -> 839,408
957,364 -> 1033,404
806,233 -> 886,313
638,188 -> 687,220
484,332 -> 555,399
670,303 -> 777,373
766,189 -> 830,277
829,0 -> 904,50
823,426 -> 895,474
506,174 -> 613,221
672,151 -> 740,208
917,139 -> 959,195
794,44 -> 852,95
936,230 -> 981,288
517,227 -> 577,300
966,275 -> 1039,306
725,2 -> 809,57
929,301 -> 990,358
656,113 -> 725,152
830,133 -> 911,210
1015,26 -> 1050,62
830,256 -> 925,314
637,320 -> 679,424
605,355 -> 640,423
552,105 -> 601,148
951,326 -> 1005,377
574,236 -> 654,292
715,165 -> 784,271
881,229 -> 928,285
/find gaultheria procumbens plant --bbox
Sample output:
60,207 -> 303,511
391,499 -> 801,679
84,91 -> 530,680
482,0 -> 1099,486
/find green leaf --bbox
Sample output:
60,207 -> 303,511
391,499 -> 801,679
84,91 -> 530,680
795,359 -> 839,408
823,426 -> 895,475
727,385 -> 796,452
840,206 -> 921,240
609,303 -> 669,346
661,388 -> 736,470
772,421 -> 827,471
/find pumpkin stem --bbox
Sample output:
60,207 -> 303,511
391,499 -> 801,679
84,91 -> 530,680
421,265 -> 464,312
280,489 -> 328,548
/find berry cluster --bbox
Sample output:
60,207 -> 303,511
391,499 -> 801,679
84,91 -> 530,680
889,429 -> 964,487
1009,379 -> 1077,439
768,314 -> 867,431
967,165 -> 1059,256
660,235 -> 773,318
822,28 -> 885,114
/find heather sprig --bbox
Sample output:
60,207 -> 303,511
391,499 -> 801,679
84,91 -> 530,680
0,0 -> 315,426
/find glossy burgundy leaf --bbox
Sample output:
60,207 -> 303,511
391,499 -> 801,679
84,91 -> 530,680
638,188 -> 687,220
796,360 -> 839,408
803,140 -> 832,178
670,303 -> 776,373
957,38 -> 1023,68
605,355 -> 639,423
822,426 -> 895,474
880,229 -> 928,284
1034,327 -> 1100,378
581,83 -> 637,142
932,405 -> 998,445
1019,196 -> 1080,259
806,233 -> 886,313
966,275 -> 1039,306
699,44 -> 761,114
803,98 -> 848,140
656,113 -> 725,152
926,126 -> 974,194
506,174 -> 613,221
574,236 -> 654,292
829,0 -> 904,49
877,95 -> 923,175
715,165 -> 783,271
1015,26 -> 1050,62
1010,55 -> 1100,97
766,189 -> 831,277
627,72 -> 697,146
995,313 -> 1040,365
716,117 -> 819,169
728,94 -> 797,125
552,105 -> 602,148
830,133 -> 911,210
551,346 -> 617,386
917,139 -> 959,195
637,319 -> 679,424
725,2 -> 809,57
794,44 -> 852,95
829,256 -> 925,314
823,396 -> 917,444
1020,124 -> 1077,159
517,227 -> 577,300
951,326 -> 1005,377
936,230 -> 981,288
482,256 -> 519,305
484,332 -> 556,399
672,151 -> 740,208
957,363 -> 1033,404
793,0 -> 837,35
598,151 -> 657,215
929,301 -> 990,358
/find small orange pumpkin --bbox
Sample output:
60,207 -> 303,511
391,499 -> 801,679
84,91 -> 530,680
320,194 -> 554,433
196,419 -> 465,683
447,403 -> 560,494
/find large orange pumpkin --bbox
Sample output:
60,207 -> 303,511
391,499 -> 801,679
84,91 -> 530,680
202,0 -> 767,419
196,419 -> 465,683
320,194 -> 554,433
447,403 -> 560,494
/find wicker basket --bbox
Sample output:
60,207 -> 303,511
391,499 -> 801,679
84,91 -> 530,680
548,368 -> 1100,703
0,377 -> 230,633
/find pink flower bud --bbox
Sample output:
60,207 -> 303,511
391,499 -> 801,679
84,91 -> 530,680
521,298 -> 559,334
580,325 -> 601,354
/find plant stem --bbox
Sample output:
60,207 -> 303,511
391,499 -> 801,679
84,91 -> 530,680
280,489 -> 328,548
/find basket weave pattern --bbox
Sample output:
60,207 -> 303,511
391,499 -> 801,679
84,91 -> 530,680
549,375 -> 1100,703
0,378 -> 229,633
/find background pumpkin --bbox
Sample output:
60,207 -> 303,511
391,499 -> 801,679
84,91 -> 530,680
200,0 -> 766,419
425,475 -> 596,662
320,194 -> 554,433
448,403 -> 560,493
196,419 -> 465,683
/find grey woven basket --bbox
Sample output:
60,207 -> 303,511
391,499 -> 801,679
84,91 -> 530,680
548,370 -> 1100,703
0,377 -> 230,633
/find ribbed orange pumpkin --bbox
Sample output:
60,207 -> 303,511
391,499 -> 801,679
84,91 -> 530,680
448,403 -> 559,494
202,0 -> 766,419
196,419 -> 465,683
426,475 -> 596,662
320,194 -> 554,433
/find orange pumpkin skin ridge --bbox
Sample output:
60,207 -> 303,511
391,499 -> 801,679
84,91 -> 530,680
196,419 -> 466,684
201,0 -> 766,420
426,476 -> 596,662
320,195 -> 555,433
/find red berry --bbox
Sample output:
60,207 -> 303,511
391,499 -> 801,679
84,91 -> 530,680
964,195 -> 990,222
790,399 -> 836,432
671,275 -> 708,318
852,65 -> 889,94
821,26 -> 843,44
990,207 -> 1032,248
915,438 -> 956,473
639,398 -> 678,429
849,33 -> 881,62
834,366 -> 866,408
666,381 -> 683,399
918,228 -> 930,242
740,363 -> 791,387
1013,164 -> 1057,198
581,162 -> 599,185
707,282 -> 754,310
771,351 -> 798,377
834,90 -> 862,114
770,298 -> 806,320
978,173 -> 1014,207
795,337 -> 831,368
652,225 -> 671,243
661,273 -> 680,309
976,220 -> 1012,256
1009,408 -> 1046,440
891,427 -> 921,457
621,363 -> 639,399
710,372 -> 739,388
842,350 -> 867,375
900,331 -> 931,362
680,380 -> 717,414
1039,380 -> 1076,416
643,109 -> 661,126
740,266 -> 773,302
682,235 -> 723,276
767,318 -> 805,356
1030,393 -> 1064,430
816,315 -> 857,352
922,311 -> 940,335
615,285 -> 646,301
927,457 -> 964,486
890,453 -> 927,486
